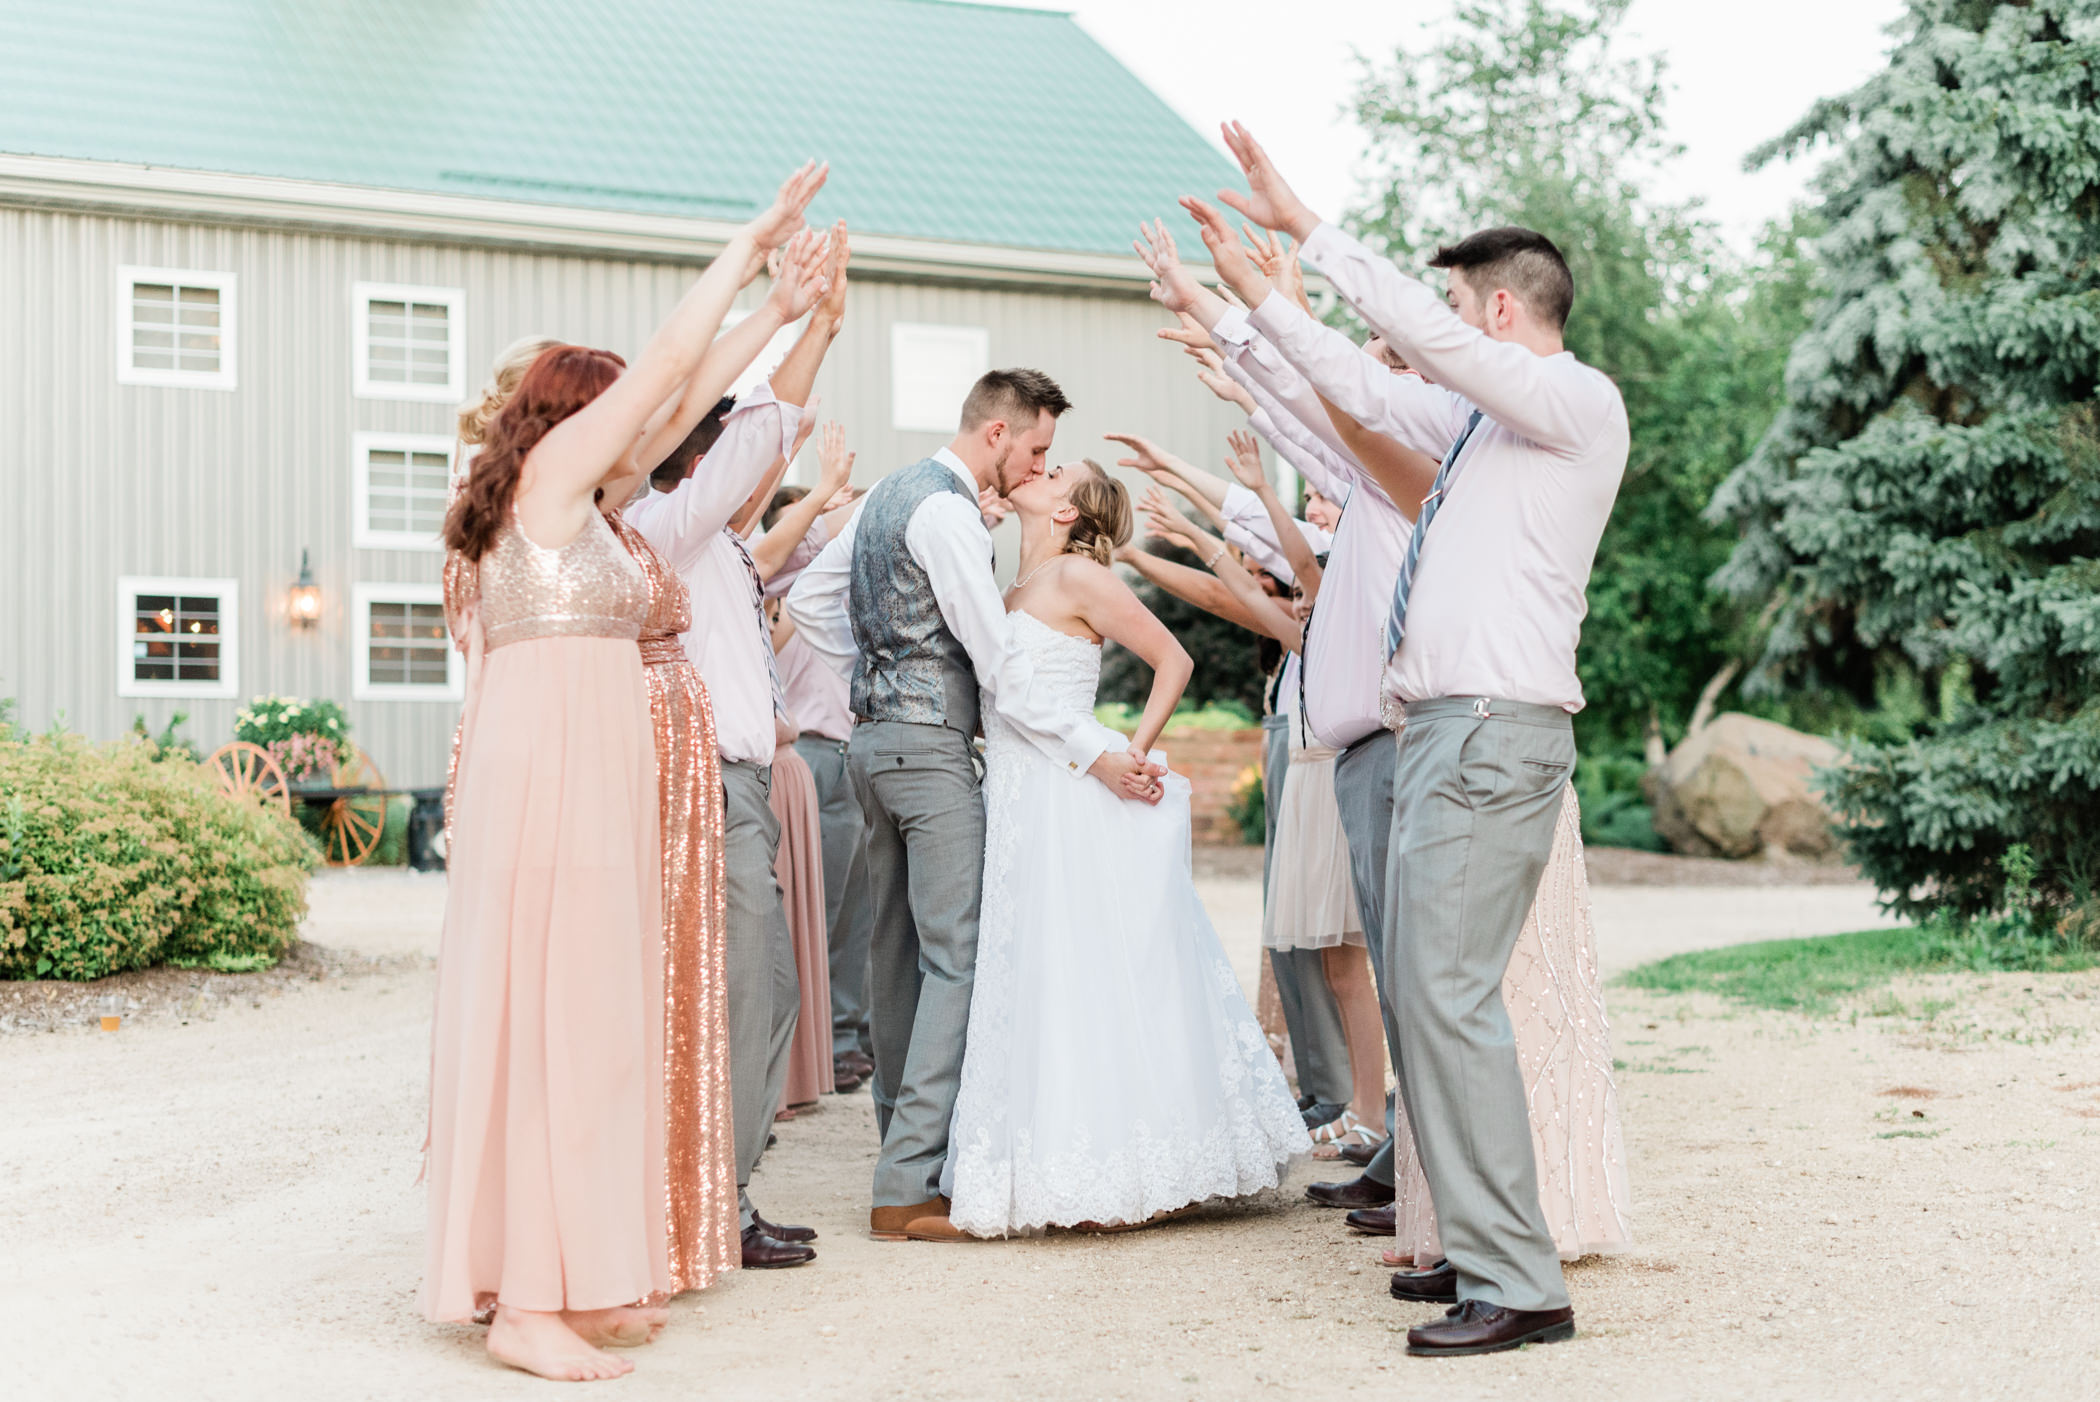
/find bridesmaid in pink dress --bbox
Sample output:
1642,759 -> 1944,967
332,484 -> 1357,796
425,162 -> 830,1383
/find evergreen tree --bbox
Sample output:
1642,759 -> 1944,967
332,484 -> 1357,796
1711,0 -> 2100,924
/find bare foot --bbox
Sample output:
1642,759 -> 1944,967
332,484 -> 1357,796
561,1305 -> 669,1348
486,1305 -> 634,1381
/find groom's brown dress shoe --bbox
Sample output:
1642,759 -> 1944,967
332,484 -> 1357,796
870,1197 -> 948,1241
753,1212 -> 816,1244
901,1211 -> 972,1243
1344,1204 -> 1395,1236
1405,1300 -> 1574,1356
1388,1260 -> 1457,1303
1305,1175 -> 1395,1209
740,1225 -> 817,1270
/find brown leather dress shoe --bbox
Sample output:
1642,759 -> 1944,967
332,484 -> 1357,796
740,1224 -> 817,1270
901,1211 -> 973,1243
1339,1137 -> 1380,1168
752,1212 -> 816,1244
870,1196 -> 947,1241
1388,1260 -> 1457,1303
1305,1175 -> 1395,1210
838,1049 -> 875,1080
1344,1204 -> 1395,1236
1405,1300 -> 1574,1356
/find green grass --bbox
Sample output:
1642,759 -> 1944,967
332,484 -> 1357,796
1618,925 -> 2095,1015
1094,700 -> 1258,733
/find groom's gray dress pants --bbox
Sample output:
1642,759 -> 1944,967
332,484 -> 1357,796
1384,698 -> 1573,1312
1331,729 -> 1404,1188
1262,714 -> 1352,1108
847,719 -> 984,1209
721,759 -> 800,1230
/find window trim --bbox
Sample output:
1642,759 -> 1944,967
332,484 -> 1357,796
116,575 -> 239,699
352,431 -> 455,552
889,321 -> 990,432
352,281 -> 465,402
352,582 -> 463,702
116,265 -> 237,390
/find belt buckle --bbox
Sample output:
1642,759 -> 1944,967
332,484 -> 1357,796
1471,697 -> 1492,720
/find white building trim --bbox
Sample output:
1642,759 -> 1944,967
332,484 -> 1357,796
115,264 -> 237,390
0,153 -> 1176,293
351,582 -> 462,702
352,432 -> 454,551
116,575 -> 239,699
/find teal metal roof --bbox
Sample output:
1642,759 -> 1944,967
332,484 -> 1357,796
0,0 -> 1243,257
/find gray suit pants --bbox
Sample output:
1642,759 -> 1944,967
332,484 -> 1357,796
1385,698 -> 1573,1312
847,720 -> 984,1209
1262,715 -> 1351,1108
1332,730 -> 1404,1189
721,759 -> 800,1229
795,734 -> 874,1059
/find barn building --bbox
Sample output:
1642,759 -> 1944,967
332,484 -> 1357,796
0,0 -> 1248,788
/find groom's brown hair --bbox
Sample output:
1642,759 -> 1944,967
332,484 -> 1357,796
959,368 -> 1071,432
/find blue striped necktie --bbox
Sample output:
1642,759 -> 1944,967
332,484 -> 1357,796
1383,409 -> 1484,660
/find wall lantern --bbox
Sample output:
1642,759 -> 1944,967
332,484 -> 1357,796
288,548 -> 322,628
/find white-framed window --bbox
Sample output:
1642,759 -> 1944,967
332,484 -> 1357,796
352,282 -> 464,401
352,583 -> 462,701
890,322 -> 989,433
116,266 -> 236,390
352,433 -> 454,551
117,576 -> 238,698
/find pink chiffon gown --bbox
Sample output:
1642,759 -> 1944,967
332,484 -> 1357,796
423,510 -> 669,1322
770,739 -> 834,1108
1388,783 -> 1634,1265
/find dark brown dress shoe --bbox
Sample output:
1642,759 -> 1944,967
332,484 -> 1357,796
838,1049 -> 875,1079
740,1225 -> 816,1269
830,1067 -> 864,1093
1345,1204 -> 1395,1236
1388,1260 -> 1457,1303
1405,1299 -> 1574,1356
1339,1136 -> 1380,1168
752,1212 -> 816,1244
1305,1175 -> 1395,1210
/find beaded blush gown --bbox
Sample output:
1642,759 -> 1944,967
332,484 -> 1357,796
1386,782 -> 1634,1266
607,512 -> 741,1295
943,611 -> 1310,1235
768,736 -> 835,1108
424,510 -> 668,1321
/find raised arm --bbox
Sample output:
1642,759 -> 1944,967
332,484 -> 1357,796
521,163 -> 825,538
1103,431 -> 1235,514
731,407 -> 819,539
1115,542 -> 1270,635
767,223 -> 850,412
1065,560 -> 1193,758
752,421 -> 853,580
1224,429 -> 1321,594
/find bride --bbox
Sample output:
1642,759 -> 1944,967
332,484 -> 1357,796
942,458 -> 1310,1236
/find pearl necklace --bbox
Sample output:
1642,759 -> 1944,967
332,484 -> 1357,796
1009,553 -> 1061,595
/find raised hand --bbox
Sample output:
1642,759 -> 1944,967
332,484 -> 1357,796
813,221 -> 851,328
765,228 -> 832,322
1157,310 -> 1215,356
749,160 -> 830,250
1103,431 -> 1175,481
1217,122 -> 1318,241
1246,225 -> 1310,313
1180,196 -> 1270,308
1134,219 -> 1204,315
1195,364 -> 1256,412
977,484 -> 1012,530
1225,429 -> 1267,489
1139,485 -> 1203,547
815,420 -> 854,499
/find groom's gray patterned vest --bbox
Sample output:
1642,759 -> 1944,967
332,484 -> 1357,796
849,458 -> 983,736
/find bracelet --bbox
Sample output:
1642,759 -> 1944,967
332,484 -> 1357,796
1204,543 -> 1227,569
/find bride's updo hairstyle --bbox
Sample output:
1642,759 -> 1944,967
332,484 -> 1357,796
1062,458 -> 1132,567
457,335 -> 563,446
442,344 -> 625,562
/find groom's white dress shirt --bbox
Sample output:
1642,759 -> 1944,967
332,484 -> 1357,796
1267,222 -> 1629,714
1212,307 -> 1410,753
623,384 -> 800,766
783,446 -> 1110,777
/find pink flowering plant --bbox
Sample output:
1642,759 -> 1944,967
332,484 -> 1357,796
233,694 -> 348,782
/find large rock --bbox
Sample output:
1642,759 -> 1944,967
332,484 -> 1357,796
1644,713 -> 1843,859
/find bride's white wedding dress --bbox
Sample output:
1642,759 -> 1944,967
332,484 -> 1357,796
943,611 -> 1310,1236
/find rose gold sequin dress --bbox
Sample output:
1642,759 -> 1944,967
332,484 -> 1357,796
608,511 -> 740,1296
1388,783 -> 1634,1264
423,510 -> 667,1322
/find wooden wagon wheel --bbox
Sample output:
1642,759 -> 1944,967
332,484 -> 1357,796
321,746 -> 389,867
205,741 -> 291,817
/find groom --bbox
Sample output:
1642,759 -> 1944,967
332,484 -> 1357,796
785,369 -> 1164,1241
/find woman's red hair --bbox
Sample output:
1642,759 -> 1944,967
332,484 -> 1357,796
442,344 -> 626,561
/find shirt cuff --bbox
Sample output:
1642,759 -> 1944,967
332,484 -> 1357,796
1300,221 -> 1351,274
1211,303 -> 1254,350
729,380 -> 801,463
1245,287 -> 1298,342
1220,482 -> 1263,527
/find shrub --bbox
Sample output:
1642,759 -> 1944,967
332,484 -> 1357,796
1225,765 -> 1266,845
234,694 -> 348,781
0,729 -> 317,980
1574,750 -> 1666,852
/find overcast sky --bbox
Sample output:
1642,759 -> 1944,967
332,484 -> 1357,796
987,0 -> 1906,247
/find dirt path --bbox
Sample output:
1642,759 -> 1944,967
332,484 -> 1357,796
3,871 -> 2090,1400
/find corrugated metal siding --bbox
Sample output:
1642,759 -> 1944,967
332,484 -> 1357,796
0,205 -> 1249,786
